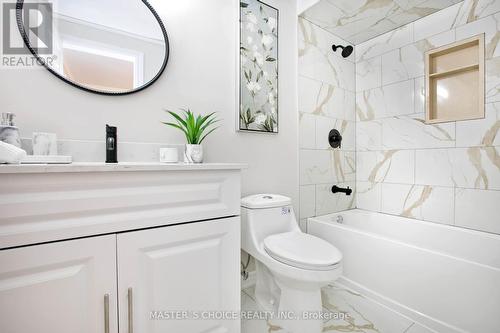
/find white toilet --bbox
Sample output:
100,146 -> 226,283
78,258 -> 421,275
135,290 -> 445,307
241,194 -> 342,333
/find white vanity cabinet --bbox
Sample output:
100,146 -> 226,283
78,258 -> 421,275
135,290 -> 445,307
0,235 -> 119,333
117,217 -> 240,333
0,163 -> 244,333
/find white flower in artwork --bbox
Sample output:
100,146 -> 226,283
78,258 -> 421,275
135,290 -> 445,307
270,107 -> 276,115
246,12 -> 258,24
261,34 -> 274,47
263,71 -> 269,78
268,92 -> 275,105
246,22 -> 255,32
267,17 -> 277,30
253,51 -> 264,66
255,113 -> 266,125
246,36 -> 253,45
246,81 -> 261,94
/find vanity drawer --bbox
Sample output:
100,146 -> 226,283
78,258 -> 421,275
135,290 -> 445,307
0,169 -> 241,249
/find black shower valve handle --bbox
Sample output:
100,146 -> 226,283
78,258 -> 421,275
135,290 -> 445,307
328,129 -> 342,149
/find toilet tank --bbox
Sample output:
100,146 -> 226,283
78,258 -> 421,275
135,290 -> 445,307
241,194 -> 300,253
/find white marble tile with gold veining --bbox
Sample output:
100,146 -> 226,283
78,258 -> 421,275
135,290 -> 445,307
452,147 -> 500,190
300,149 -> 354,185
321,284 -> 414,333
381,183 -> 455,224
455,188 -> 500,234
455,102 -> 500,147
413,2 -> 463,41
414,77 -> 425,114
486,56 -> 500,103
356,57 -> 382,92
241,287 -> 275,333
298,76 -> 355,120
381,150 -> 416,184
344,151 -> 356,182
454,0 -> 500,27
415,149 -> 455,187
356,181 -> 382,212
357,150 -> 415,184
416,147 -> 500,190
299,47 -> 355,91
300,149 -> 335,185
299,113 -> 316,149
455,12 -> 500,59
357,120 -> 383,151
381,114 -> 456,149
315,116 -> 355,151
356,24 -> 414,62
315,181 -> 355,215
382,31 -> 455,85
300,185 -> 316,219
356,151 -> 379,182
298,17 -> 354,63
328,2 -> 403,44
357,80 -> 415,120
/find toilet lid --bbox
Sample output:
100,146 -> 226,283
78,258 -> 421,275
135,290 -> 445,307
264,232 -> 342,270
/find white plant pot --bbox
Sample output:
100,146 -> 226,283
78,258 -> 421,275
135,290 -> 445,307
184,144 -> 203,163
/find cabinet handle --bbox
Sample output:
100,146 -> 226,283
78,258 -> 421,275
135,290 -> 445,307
104,294 -> 110,333
128,287 -> 134,333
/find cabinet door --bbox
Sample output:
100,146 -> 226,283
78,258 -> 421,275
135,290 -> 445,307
0,235 -> 118,333
117,217 -> 240,333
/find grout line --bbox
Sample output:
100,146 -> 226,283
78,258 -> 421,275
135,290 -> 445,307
403,322 -> 416,333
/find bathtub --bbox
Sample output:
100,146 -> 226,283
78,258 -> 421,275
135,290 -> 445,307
307,209 -> 500,333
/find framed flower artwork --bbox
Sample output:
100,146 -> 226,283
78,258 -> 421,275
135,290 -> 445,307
239,0 -> 279,133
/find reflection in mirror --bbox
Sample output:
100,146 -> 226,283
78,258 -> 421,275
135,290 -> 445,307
17,0 -> 169,95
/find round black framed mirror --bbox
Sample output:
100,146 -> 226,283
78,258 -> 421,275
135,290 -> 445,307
16,0 -> 169,95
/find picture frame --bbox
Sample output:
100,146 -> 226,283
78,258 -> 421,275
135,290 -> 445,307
238,0 -> 279,133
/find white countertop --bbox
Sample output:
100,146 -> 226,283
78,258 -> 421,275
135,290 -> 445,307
0,162 -> 247,174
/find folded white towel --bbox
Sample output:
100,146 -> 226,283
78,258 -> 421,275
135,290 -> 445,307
0,141 -> 27,164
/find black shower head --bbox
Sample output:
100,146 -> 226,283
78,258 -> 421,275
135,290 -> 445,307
332,44 -> 353,58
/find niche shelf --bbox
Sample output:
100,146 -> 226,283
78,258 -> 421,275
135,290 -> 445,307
425,34 -> 485,124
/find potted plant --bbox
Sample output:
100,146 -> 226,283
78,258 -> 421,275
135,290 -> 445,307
162,109 -> 219,163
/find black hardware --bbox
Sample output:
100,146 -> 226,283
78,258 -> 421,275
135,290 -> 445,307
328,129 -> 342,148
106,125 -> 117,163
332,44 -> 353,58
332,185 -> 352,196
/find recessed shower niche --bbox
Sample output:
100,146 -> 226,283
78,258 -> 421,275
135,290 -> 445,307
425,34 -> 485,124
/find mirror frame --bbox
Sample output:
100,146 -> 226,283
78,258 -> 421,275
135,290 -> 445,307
15,0 -> 170,96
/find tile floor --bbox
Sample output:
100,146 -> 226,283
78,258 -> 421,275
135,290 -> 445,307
241,283 -> 435,333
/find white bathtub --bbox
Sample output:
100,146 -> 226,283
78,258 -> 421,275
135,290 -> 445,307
307,209 -> 500,333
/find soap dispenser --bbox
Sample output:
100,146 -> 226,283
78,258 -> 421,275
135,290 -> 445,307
105,125 -> 117,163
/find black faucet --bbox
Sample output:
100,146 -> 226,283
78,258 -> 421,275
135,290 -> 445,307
331,185 -> 352,196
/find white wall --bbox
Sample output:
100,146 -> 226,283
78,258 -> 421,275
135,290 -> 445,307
0,0 -> 299,209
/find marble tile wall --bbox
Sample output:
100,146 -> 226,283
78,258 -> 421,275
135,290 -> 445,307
300,0 -> 463,44
298,18 -> 356,230
354,0 -> 500,234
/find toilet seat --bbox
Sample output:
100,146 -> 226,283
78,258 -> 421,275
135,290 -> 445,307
264,232 -> 342,271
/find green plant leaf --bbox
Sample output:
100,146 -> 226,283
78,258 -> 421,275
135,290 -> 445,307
162,108 -> 219,144
199,127 -> 219,144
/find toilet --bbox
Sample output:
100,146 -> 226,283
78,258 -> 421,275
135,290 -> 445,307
241,194 -> 342,333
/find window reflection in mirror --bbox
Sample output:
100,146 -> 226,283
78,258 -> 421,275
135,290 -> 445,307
21,0 -> 168,94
